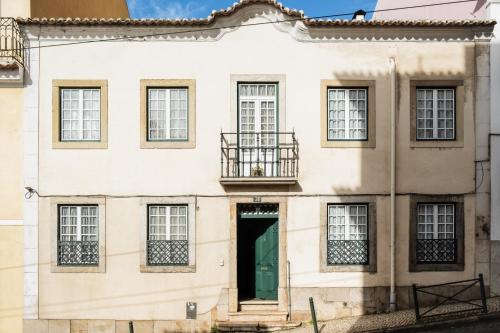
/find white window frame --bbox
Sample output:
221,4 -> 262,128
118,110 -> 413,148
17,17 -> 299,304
59,205 -> 98,242
416,88 -> 455,140
417,203 -> 455,240
60,88 -> 101,141
147,87 -> 189,141
327,204 -> 368,241
327,88 -> 368,141
147,204 -> 188,241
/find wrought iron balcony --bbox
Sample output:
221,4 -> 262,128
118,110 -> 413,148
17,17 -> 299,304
327,240 -> 369,265
0,18 -> 24,67
57,241 -> 99,266
220,132 -> 299,185
147,240 -> 189,266
416,239 -> 456,264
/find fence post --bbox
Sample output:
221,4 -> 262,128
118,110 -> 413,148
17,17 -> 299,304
128,321 -> 134,333
309,297 -> 319,333
412,284 -> 420,321
478,274 -> 488,314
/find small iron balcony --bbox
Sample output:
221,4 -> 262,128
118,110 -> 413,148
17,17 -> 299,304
220,132 -> 299,185
0,18 -> 24,67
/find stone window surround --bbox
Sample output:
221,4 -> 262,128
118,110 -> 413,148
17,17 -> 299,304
409,195 -> 465,272
320,79 -> 376,148
140,79 -> 196,149
52,80 -> 108,149
139,197 -> 196,273
319,196 -> 377,273
50,197 -> 106,273
409,79 -> 465,148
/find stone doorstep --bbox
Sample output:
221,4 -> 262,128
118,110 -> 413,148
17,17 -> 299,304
218,321 -> 301,332
239,300 -> 279,312
228,311 -> 288,322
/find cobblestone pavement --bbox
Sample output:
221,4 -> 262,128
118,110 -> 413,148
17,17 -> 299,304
286,297 -> 500,333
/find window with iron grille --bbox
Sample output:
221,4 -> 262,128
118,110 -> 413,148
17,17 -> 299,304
416,88 -> 455,140
327,88 -> 367,140
60,88 -> 101,141
327,204 -> 369,265
147,88 -> 188,141
58,205 -> 99,266
147,205 -> 189,266
416,203 -> 456,264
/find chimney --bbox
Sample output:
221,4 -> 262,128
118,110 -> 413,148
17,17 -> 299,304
352,9 -> 366,21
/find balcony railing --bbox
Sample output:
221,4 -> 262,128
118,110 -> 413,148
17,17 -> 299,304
327,240 -> 369,265
416,239 -> 456,264
57,241 -> 99,266
0,18 -> 24,67
147,240 -> 189,266
220,132 -> 299,183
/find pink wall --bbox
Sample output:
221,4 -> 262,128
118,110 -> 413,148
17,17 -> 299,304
373,0 -> 487,20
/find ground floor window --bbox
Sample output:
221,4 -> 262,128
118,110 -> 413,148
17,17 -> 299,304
147,205 -> 189,266
327,204 -> 369,265
57,205 -> 99,266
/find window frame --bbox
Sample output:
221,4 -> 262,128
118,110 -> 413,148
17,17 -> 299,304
140,79 -> 196,149
415,86 -> 457,141
146,87 -> 190,142
320,79 -> 376,148
52,80 -> 108,149
50,198 -> 106,273
326,87 -> 369,142
139,198 -> 196,273
409,195 -> 464,272
320,197 -> 377,272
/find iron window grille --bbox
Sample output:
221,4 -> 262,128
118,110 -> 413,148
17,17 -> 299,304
57,205 -> 99,266
416,203 -> 456,264
0,18 -> 24,67
416,88 -> 455,140
327,204 -> 369,265
327,88 -> 368,141
147,205 -> 189,266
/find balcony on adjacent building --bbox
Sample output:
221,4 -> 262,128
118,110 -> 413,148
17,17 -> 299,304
220,132 -> 299,185
0,17 -> 24,83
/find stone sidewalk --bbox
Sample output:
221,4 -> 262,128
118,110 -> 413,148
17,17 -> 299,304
286,297 -> 500,333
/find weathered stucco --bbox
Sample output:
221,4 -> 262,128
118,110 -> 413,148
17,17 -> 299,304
18,3 -> 491,327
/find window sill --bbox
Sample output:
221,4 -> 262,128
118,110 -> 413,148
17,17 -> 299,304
51,264 -> 105,273
410,140 -> 464,149
321,264 -> 376,273
52,141 -> 108,149
140,141 -> 195,149
321,140 -> 375,148
410,263 -> 464,272
140,265 -> 196,273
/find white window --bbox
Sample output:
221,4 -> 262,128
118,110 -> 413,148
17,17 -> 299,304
148,88 -> 188,141
416,88 -> 455,140
59,205 -> 98,242
327,88 -> 367,140
148,205 -> 188,240
417,204 -> 455,240
60,88 -> 101,141
327,204 -> 368,240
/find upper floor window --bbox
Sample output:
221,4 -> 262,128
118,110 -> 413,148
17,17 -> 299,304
147,205 -> 189,266
327,88 -> 367,141
60,88 -> 101,141
416,88 -> 455,140
58,205 -> 99,266
327,204 -> 369,265
147,88 -> 188,141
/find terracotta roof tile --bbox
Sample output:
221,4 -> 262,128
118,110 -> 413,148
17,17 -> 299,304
15,0 -> 496,28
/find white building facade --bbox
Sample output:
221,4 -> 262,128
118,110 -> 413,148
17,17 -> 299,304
19,1 -> 495,332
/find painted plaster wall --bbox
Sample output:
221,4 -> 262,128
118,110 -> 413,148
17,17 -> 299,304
0,0 -> 30,17
30,11 -> 480,320
30,0 -> 129,19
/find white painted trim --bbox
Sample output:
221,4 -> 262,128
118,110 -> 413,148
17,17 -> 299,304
0,219 -> 23,226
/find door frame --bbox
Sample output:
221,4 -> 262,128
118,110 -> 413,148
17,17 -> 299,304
229,197 -> 288,312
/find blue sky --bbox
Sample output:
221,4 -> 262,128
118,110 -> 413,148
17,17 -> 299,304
127,0 -> 377,20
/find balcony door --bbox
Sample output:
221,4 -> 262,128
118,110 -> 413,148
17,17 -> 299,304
238,83 -> 278,177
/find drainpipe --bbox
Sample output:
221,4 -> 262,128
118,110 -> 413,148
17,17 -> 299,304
389,57 -> 397,312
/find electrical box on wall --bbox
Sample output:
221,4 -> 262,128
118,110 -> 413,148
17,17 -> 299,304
186,302 -> 197,319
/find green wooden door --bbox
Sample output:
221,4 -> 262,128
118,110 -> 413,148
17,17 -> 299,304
255,219 -> 279,300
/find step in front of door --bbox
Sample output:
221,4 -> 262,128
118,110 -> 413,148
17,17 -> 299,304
228,311 -> 288,322
239,300 -> 279,312
218,320 -> 301,332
